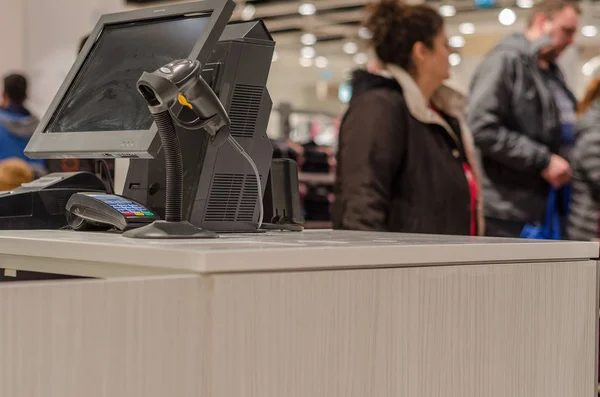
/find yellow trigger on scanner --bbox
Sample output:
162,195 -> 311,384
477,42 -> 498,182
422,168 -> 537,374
178,93 -> 193,109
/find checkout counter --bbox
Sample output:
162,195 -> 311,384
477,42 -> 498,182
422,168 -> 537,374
0,229 -> 596,397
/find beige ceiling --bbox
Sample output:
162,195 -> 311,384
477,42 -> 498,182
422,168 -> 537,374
245,0 -> 600,108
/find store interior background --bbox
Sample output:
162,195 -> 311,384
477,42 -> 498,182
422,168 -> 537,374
1,0 -> 599,226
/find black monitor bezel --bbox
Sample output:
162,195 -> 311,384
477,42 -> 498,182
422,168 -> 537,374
25,0 -> 234,160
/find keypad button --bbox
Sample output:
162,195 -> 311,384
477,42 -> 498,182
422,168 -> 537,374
107,198 -> 151,216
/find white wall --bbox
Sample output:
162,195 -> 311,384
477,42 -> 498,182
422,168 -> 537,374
23,0 -> 124,116
0,0 -> 24,78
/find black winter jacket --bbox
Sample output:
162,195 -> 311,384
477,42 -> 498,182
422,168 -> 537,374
467,33 -> 577,224
332,69 -> 483,235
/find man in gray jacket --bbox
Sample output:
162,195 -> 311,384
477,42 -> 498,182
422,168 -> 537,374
467,0 -> 579,237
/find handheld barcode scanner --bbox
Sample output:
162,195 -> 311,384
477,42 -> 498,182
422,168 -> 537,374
137,59 -> 231,146
124,59 -> 230,239
125,58 -> 263,239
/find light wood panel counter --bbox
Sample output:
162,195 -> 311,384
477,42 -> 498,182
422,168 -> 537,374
0,229 -> 596,397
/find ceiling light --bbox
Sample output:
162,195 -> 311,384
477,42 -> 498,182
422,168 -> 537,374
301,33 -> 317,46
272,51 -> 278,62
299,57 -> 313,67
582,25 -> 598,37
343,41 -> 358,54
439,5 -> 456,17
301,46 -> 316,59
353,53 -> 369,65
459,22 -> 475,35
298,3 -> 316,16
516,0 -> 534,8
449,35 -> 466,48
498,8 -> 517,26
449,53 -> 461,66
241,4 -> 256,21
315,56 -> 329,68
358,27 -> 373,40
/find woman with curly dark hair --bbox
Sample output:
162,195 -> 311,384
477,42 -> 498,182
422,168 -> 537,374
332,0 -> 484,235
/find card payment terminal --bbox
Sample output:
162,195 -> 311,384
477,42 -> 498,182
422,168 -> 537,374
66,193 -> 159,231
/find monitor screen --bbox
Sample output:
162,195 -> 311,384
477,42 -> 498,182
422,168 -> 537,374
45,15 -> 210,133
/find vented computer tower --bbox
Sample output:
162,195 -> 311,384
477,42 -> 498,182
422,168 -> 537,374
123,21 -> 275,232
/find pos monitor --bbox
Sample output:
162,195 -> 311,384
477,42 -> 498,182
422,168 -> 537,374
25,0 -> 234,159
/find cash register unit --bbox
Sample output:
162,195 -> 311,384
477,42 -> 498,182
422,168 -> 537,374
9,0 -> 299,234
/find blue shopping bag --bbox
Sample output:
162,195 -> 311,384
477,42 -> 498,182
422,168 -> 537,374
520,187 -> 562,240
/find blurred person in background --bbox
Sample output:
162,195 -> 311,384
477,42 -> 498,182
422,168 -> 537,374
332,0 -> 484,235
567,78 -> 600,241
0,158 -> 35,192
0,73 -> 46,176
467,0 -> 579,237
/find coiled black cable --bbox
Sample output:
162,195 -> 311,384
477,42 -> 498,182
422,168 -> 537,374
152,110 -> 183,222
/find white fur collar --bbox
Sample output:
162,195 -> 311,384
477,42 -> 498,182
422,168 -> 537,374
383,65 -> 466,138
